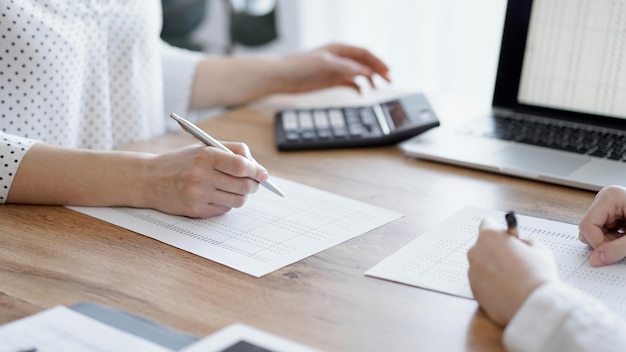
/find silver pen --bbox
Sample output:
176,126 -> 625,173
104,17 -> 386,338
170,113 -> 285,197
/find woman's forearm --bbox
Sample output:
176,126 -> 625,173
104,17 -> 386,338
189,56 -> 284,110
7,143 -> 153,207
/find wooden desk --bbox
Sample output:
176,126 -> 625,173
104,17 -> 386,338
0,88 -> 596,351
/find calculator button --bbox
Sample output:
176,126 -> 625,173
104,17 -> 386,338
328,109 -> 346,128
317,129 -> 333,139
301,130 -> 316,140
332,127 -> 348,138
359,108 -> 376,126
282,111 -> 298,131
366,130 -> 382,138
313,110 -> 330,129
298,111 -> 314,129
348,124 -> 365,137
285,132 -> 300,141
344,108 -> 360,124
366,124 -> 383,137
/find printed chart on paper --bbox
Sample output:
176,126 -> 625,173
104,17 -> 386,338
366,206 -> 626,319
70,177 -> 402,277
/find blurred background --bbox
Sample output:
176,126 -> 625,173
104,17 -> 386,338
161,0 -> 507,109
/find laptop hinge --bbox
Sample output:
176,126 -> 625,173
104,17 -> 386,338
492,108 -> 514,117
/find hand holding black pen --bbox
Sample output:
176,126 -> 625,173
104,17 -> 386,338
468,213 -> 559,327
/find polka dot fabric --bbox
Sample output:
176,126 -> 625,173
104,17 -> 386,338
0,0 -> 204,202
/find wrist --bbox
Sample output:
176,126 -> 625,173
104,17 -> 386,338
256,56 -> 291,95
117,152 -> 158,209
85,150 -> 157,208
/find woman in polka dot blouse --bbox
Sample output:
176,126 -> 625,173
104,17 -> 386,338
468,186 -> 626,351
0,1 -> 390,218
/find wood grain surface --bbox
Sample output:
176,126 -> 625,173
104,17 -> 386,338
0,88 -> 596,351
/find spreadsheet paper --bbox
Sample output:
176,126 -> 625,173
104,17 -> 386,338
366,206 -> 626,319
69,177 -> 402,277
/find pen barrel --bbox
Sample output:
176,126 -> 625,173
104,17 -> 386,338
505,211 -> 519,238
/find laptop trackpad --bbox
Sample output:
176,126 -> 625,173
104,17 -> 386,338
487,145 -> 588,177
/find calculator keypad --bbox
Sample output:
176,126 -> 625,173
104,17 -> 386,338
281,107 -> 384,142
275,93 -> 440,151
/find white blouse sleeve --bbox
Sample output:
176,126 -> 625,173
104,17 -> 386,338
160,41 -> 206,130
0,133 -> 38,203
504,281 -> 626,352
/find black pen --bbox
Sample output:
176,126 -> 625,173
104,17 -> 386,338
505,211 -> 519,238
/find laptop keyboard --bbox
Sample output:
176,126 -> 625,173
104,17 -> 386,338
486,115 -> 626,161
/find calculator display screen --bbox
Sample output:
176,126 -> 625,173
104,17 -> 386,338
383,101 -> 410,128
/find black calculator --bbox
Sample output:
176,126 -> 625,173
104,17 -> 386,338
274,93 -> 440,151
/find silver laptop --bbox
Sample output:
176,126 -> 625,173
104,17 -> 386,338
401,0 -> 626,191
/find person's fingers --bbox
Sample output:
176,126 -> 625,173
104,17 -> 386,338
589,236 -> 626,266
211,171 -> 260,196
178,189 -> 251,218
365,74 -> 376,89
210,148 -> 268,183
219,142 -> 269,183
184,203 -> 232,219
522,238 -> 555,259
206,189 -> 250,209
325,53 -> 373,80
579,186 -> 626,248
324,43 -> 391,81
578,232 -> 590,246
340,81 -> 362,94
522,237 -> 540,246
474,217 -> 509,253
479,216 -> 506,233
223,141 -> 252,159
579,210 -> 613,248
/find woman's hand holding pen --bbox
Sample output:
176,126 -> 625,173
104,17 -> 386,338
468,186 -> 626,326
579,185 -> 626,267
139,142 -> 268,218
467,217 -> 559,325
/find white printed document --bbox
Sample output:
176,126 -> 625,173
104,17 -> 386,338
0,306 -> 318,352
366,206 -> 626,319
70,177 -> 402,277
0,306 -> 170,352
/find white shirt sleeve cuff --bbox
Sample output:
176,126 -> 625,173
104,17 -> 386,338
503,281 -> 570,352
0,133 -> 38,203
503,280 -> 626,352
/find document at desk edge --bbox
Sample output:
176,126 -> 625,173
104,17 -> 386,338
69,176 -> 402,277
366,206 -> 626,319
0,306 -> 171,351
0,305 -> 319,352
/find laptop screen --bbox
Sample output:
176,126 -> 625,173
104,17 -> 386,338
493,0 -> 626,126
